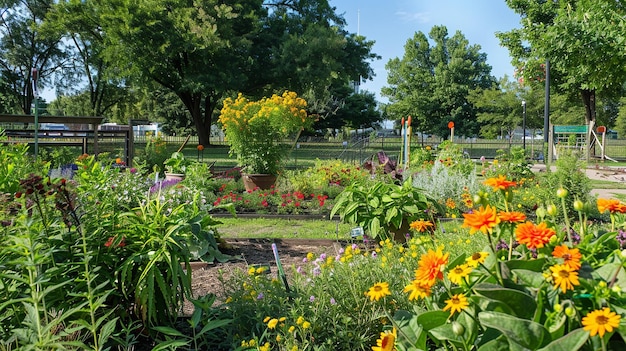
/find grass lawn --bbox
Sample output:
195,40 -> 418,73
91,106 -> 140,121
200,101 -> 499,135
215,216 -> 484,257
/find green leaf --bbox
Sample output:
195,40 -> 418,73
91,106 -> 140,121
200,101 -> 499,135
478,336 -> 515,351
479,311 -> 550,349
474,283 -> 537,319
392,310 -> 426,350
537,328 -> 588,351
512,269 -> 546,289
152,326 -> 186,337
369,197 -> 380,208
415,311 -> 449,331
199,319 -> 233,335
504,258 -> 548,272
370,217 -> 381,237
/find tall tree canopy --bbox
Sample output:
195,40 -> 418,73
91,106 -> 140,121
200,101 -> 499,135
91,0 -> 377,145
382,26 -> 495,138
0,0 -> 66,114
498,0 -> 626,125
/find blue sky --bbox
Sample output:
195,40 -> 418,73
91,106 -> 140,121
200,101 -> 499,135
331,0 -> 523,102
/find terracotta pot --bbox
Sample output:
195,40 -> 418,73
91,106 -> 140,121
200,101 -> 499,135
242,174 -> 277,191
164,172 -> 185,182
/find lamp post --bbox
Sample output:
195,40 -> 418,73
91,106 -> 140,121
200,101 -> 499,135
32,68 -> 39,160
522,100 -> 527,150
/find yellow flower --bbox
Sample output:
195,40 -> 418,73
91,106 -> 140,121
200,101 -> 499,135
549,264 -> 580,293
288,325 -> 295,333
302,321 -> 311,329
403,279 -> 431,301
296,316 -> 304,325
582,308 -> 621,338
366,282 -> 391,301
259,342 -> 271,351
466,251 -> 489,267
447,264 -> 473,285
263,316 -> 270,323
267,318 -> 279,329
443,294 -> 469,315
372,327 -> 397,351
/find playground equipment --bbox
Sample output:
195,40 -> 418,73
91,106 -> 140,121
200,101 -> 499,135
548,121 -> 616,163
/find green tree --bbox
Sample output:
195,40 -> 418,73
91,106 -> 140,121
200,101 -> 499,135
498,0 -> 626,126
45,0 -> 130,117
0,0 -> 66,114
382,26 -> 495,138
91,0 -> 377,145
468,76 -> 524,140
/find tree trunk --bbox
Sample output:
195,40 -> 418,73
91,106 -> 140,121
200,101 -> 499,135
580,88 -> 596,125
178,91 -> 219,146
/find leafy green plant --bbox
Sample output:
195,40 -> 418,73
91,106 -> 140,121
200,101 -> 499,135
330,178 -> 443,241
0,174 -> 117,350
164,151 -> 191,174
485,146 -> 534,181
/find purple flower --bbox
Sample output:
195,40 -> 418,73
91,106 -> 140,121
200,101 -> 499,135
371,251 -> 377,258
320,253 -> 327,260
257,293 -> 264,300
309,295 -> 315,302
617,230 -> 626,249
312,266 -> 321,276
297,266 -> 304,274
149,178 -> 182,194
330,297 -> 336,305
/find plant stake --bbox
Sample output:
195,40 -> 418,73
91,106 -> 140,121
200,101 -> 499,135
272,243 -> 291,294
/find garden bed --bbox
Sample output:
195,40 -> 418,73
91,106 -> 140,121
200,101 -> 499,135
186,238 -> 346,314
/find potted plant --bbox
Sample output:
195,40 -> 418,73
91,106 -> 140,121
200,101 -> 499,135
330,177 -> 443,242
218,91 -> 315,190
163,151 -> 191,181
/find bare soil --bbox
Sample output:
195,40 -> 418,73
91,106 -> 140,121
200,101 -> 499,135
185,238 -> 344,314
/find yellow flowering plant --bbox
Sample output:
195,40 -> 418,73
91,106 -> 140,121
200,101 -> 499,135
218,91 -> 315,175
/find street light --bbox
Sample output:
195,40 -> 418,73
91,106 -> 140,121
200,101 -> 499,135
32,68 -> 39,160
522,100 -> 527,150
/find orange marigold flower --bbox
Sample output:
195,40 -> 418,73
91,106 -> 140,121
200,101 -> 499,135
414,248 -> 449,287
462,205 -> 500,234
484,175 -> 517,191
597,198 -> 626,214
515,221 -> 555,249
552,245 -> 582,271
410,220 -> 434,233
498,211 -> 526,223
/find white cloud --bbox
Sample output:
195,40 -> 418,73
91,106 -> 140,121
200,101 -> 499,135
395,11 -> 430,23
